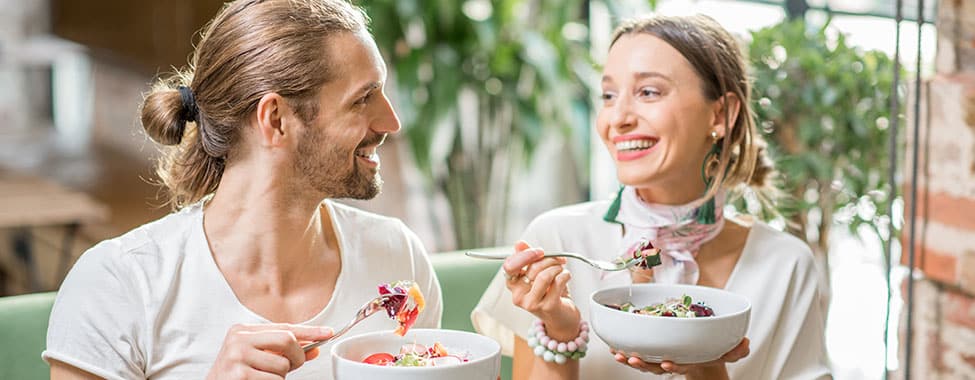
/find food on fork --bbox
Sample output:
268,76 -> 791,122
378,281 -> 426,336
618,239 -> 662,270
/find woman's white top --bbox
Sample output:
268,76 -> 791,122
42,200 -> 442,380
472,201 -> 830,379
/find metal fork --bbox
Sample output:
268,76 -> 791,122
301,294 -> 391,352
464,250 -> 642,272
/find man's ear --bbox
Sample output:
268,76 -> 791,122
254,93 -> 299,147
710,92 -> 741,138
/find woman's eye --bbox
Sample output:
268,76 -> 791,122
639,88 -> 660,97
601,92 -> 616,101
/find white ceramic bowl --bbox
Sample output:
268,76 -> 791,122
589,283 -> 751,364
331,328 -> 501,380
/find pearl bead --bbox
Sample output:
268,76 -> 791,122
527,337 -> 538,347
543,351 -> 555,362
547,340 -> 558,351
557,342 -> 567,353
567,341 -> 578,352
540,336 -> 551,346
555,353 -> 567,364
534,345 -> 546,356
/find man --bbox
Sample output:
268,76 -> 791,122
42,1 -> 442,379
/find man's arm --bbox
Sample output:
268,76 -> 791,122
50,359 -> 104,380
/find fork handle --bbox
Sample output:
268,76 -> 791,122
464,251 -> 511,260
301,314 -> 363,352
465,250 -> 580,260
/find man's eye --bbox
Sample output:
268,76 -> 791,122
355,93 -> 374,106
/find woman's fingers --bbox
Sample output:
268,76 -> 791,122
503,246 -> 543,279
524,257 -> 567,281
540,270 -> 571,309
657,338 -> 751,374
627,355 -> 667,374
522,265 -> 564,310
721,337 -> 750,362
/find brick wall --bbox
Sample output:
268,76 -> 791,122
898,0 -> 975,379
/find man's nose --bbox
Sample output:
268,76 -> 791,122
373,94 -> 401,134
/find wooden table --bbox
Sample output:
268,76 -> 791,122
0,171 -> 108,291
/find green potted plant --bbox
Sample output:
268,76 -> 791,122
746,18 -> 900,280
362,0 -> 595,249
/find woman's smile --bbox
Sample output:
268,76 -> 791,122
613,134 -> 659,161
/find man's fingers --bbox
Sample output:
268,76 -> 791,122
243,348 -> 292,377
283,325 -> 334,342
246,331 -> 305,370
305,347 -> 320,361
233,324 -> 333,342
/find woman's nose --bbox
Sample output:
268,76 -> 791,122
607,97 -> 638,131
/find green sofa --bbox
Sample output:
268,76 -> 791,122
0,250 -> 512,379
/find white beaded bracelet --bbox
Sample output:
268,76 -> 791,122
526,319 -> 590,364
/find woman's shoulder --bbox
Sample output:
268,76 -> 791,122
744,221 -> 816,269
529,200 -> 615,228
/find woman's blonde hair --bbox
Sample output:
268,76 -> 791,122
611,14 -> 776,203
141,0 -> 368,209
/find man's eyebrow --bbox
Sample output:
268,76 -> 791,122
354,81 -> 382,97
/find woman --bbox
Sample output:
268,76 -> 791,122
42,1 -> 441,379
473,14 -> 830,380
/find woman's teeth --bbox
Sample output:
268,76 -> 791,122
615,139 -> 657,152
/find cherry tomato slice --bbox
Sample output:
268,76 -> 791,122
363,353 -> 395,366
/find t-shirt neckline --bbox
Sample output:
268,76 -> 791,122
191,200 -> 348,324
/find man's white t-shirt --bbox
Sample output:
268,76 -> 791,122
42,200 -> 442,379
472,200 -> 831,380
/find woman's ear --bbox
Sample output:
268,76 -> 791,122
710,92 -> 741,138
254,93 -> 300,148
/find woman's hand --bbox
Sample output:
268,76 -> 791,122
206,323 -> 333,380
611,338 -> 750,379
503,241 -> 580,341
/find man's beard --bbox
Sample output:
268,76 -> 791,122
295,128 -> 383,200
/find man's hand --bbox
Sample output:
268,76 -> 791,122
206,323 -> 333,380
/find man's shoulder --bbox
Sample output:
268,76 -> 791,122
115,204 -> 201,252
68,206 -> 201,286
326,200 -> 409,232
